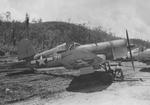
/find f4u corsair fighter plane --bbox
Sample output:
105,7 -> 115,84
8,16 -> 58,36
2,30 -> 135,80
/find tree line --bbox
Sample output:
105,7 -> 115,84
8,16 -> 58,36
0,12 -> 150,55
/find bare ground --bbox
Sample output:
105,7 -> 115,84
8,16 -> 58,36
0,61 -> 150,105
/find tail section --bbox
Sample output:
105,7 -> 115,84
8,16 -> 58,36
17,38 -> 35,61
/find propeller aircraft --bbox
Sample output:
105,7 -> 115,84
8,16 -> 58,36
0,30 -> 135,80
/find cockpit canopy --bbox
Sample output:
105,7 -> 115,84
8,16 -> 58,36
68,42 -> 80,50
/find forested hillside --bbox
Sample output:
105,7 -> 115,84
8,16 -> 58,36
0,20 -> 117,53
0,20 -> 150,54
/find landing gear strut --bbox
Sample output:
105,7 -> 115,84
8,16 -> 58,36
114,68 -> 124,81
100,61 -> 124,81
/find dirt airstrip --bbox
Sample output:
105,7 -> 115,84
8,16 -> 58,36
0,61 -> 150,105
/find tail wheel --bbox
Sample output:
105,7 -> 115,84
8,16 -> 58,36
114,69 -> 124,80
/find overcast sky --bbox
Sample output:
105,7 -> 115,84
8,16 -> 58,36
0,0 -> 150,41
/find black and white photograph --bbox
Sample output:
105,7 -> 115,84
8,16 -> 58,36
0,0 -> 150,105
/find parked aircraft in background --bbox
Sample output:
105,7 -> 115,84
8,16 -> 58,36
128,48 -> 150,65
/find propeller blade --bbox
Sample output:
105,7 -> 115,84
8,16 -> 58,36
126,30 -> 135,71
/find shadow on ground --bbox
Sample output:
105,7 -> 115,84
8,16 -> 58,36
140,68 -> 150,72
6,69 -> 35,76
66,71 -> 113,93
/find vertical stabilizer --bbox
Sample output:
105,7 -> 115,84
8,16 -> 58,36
17,38 -> 35,60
